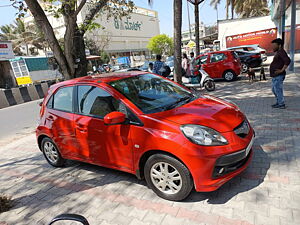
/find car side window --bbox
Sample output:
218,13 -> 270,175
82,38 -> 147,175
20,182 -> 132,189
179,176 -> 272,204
52,86 -> 74,112
210,53 -> 226,63
77,85 -> 140,123
196,55 -> 208,65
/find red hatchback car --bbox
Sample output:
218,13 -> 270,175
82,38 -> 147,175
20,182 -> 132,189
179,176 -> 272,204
195,50 -> 241,81
37,72 -> 254,201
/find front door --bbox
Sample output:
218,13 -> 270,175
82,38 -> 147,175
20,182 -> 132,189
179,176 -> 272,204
206,53 -> 227,78
73,85 -> 134,171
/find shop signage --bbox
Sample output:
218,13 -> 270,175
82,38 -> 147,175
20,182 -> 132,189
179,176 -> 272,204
114,17 -> 142,31
0,41 -> 14,60
226,28 -> 277,53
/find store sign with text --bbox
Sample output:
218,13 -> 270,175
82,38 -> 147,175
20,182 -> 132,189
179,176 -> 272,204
226,28 -> 277,53
114,17 -> 142,31
0,41 -> 14,60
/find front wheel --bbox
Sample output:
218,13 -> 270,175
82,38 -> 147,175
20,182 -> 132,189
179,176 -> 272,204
223,70 -> 236,82
204,80 -> 215,91
144,154 -> 193,201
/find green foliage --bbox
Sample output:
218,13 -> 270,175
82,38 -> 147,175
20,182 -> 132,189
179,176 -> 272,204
99,50 -> 110,64
147,34 -> 174,56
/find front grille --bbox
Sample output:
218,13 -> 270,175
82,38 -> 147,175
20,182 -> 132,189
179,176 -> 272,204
212,149 -> 252,179
234,120 -> 250,138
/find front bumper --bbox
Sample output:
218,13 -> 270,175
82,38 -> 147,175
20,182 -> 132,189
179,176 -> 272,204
182,129 -> 254,192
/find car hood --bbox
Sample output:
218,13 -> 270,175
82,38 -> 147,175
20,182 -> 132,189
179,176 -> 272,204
150,95 -> 245,133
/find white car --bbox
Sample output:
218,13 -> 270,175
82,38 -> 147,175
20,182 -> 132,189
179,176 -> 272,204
227,44 -> 267,61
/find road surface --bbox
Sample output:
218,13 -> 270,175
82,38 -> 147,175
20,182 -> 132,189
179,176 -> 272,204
0,99 -> 40,142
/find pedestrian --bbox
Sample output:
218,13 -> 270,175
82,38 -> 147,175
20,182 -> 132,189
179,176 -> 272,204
189,52 -> 196,76
148,62 -> 154,73
182,53 -> 190,77
153,55 -> 165,75
270,38 -> 291,109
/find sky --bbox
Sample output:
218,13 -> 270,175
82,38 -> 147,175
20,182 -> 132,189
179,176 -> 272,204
0,0 -> 227,36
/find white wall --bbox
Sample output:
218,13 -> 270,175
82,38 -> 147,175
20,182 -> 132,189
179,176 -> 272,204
29,70 -> 63,83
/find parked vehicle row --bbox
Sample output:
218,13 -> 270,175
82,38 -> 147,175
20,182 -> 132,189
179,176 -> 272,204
227,44 -> 267,61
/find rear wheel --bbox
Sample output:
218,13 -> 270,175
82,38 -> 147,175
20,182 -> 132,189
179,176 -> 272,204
204,80 -> 215,91
223,70 -> 236,82
241,63 -> 248,73
144,154 -> 193,201
41,137 -> 65,167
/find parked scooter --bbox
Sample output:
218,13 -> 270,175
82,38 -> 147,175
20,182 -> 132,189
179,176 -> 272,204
182,68 -> 215,92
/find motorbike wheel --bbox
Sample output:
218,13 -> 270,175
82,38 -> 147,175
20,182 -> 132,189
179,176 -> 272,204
204,80 -> 215,92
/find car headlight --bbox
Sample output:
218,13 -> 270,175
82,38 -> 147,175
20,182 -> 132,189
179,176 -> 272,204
181,125 -> 228,146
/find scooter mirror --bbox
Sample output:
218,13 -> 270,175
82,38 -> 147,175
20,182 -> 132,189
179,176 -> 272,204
48,214 -> 89,225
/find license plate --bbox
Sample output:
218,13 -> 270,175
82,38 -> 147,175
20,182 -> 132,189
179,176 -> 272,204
245,136 -> 254,156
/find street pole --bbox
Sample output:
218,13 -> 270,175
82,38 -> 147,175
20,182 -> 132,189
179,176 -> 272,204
289,0 -> 296,71
281,0 -> 286,44
187,1 -> 192,41
195,3 -> 200,55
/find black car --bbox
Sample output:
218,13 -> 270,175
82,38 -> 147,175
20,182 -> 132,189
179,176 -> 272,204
234,51 -> 263,73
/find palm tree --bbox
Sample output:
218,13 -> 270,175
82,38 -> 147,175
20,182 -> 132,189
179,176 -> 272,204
0,24 -> 16,41
148,0 -> 182,83
210,0 -> 234,19
234,0 -> 269,18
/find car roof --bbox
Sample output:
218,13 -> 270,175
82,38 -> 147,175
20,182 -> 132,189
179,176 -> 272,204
50,71 -> 148,88
228,45 -> 259,49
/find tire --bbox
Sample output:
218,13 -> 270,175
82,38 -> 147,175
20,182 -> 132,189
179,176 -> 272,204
204,80 -> 215,92
223,70 -> 236,82
144,154 -> 193,201
41,137 -> 65,167
241,63 -> 248,73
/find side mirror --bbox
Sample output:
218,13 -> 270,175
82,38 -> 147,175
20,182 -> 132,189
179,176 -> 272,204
48,214 -> 89,225
104,111 -> 126,125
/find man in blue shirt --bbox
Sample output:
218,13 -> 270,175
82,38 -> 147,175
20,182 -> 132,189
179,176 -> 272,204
153,55 -> 165,75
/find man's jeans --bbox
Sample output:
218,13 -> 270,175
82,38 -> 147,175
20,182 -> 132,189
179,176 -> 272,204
272,74 -> 285,105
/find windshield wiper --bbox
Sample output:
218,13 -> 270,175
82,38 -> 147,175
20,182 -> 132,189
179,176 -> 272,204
164,95 -> 194,110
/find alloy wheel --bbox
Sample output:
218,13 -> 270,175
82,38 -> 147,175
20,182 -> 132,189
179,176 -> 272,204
43,141 -> 59,164
150,162 -> 182,194
224,71 -> 234,81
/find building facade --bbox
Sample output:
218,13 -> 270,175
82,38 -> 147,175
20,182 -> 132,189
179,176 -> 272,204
23,3 -> 160,61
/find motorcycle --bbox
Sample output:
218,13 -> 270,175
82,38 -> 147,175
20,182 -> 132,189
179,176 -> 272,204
182,68 -> 215,92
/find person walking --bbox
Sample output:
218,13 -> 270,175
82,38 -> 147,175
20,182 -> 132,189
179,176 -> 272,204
189,52 -> 196,76
269,38 -> 291,109
182,53 -> 190,77
153,55 -> 165,75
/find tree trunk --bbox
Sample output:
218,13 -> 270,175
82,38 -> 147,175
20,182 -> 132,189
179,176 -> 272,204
226,0 -> 229,19
173,0 -> 182,84
63,16 -> 76,77
24,0 -> 71,80
194,4 -> 200,56
73,26 -> 87,77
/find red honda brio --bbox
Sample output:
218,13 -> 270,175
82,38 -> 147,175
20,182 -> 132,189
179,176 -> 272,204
195,50 -> 241,81
36,72 -> 254,201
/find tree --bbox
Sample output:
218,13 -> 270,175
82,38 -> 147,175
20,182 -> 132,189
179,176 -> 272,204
148,0 -> 182,83
147,34 -> 173,56
234,0 -> 269,18
12,0 -> 134,80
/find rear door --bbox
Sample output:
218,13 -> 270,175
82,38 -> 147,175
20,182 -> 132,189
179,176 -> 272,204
205,53 -> 227,78
73,85 -> 135,171
46,86 -> 77,158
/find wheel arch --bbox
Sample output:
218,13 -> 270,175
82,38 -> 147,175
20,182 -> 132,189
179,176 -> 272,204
136,150 -> 190,180
37,134 -> 51,151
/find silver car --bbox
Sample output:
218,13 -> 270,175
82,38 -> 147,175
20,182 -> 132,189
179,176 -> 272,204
227,44 -> 267,61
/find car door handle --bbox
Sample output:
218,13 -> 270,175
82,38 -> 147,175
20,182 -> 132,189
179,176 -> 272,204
47,115 -> 54,121
76,124 -> 87,132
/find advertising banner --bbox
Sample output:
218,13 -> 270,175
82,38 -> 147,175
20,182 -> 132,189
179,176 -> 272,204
226,28 -> 278,53
0,41 -> 14,60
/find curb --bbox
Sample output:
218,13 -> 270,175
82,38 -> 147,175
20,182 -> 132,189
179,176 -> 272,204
0,81 -> 56,109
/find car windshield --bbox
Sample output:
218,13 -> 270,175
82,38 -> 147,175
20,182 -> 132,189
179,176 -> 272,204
109,73 -> 196,114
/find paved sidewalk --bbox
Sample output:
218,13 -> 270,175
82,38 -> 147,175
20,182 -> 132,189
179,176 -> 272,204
0,65 -> 300,225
